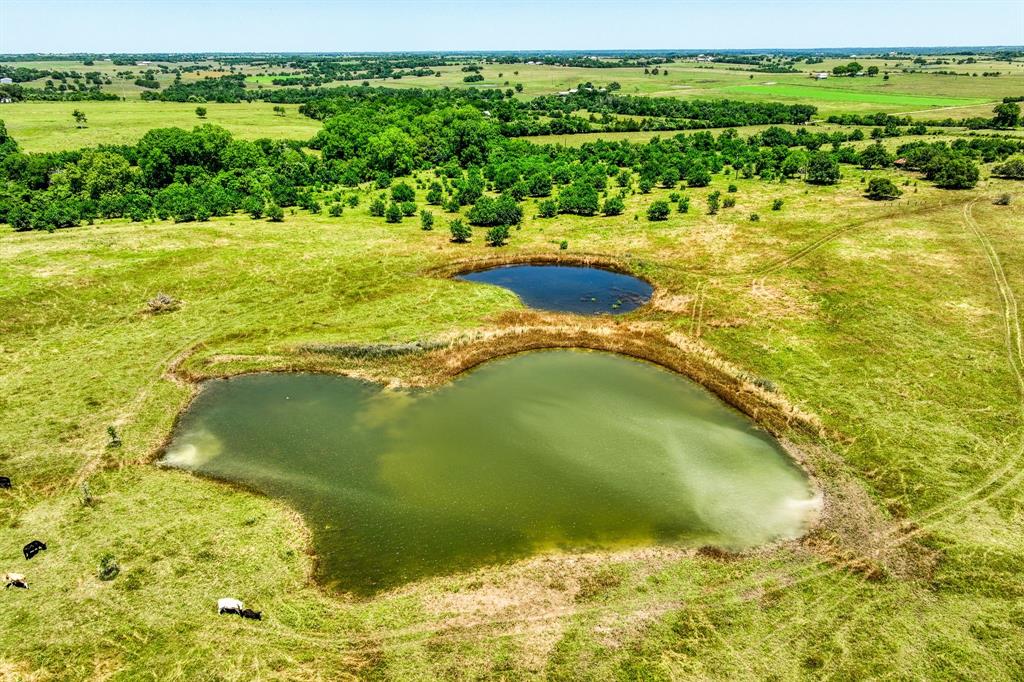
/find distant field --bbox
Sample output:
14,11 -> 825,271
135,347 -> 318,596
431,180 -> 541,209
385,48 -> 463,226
0,100 -> 322,152
721,82 -> 991,108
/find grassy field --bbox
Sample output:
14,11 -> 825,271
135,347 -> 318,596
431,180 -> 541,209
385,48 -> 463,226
0,100 -> 322,152
365,58 -> 1018,115
2,159 -> 1023,678
720,82 -> 988,107
6,52 -> 1020,117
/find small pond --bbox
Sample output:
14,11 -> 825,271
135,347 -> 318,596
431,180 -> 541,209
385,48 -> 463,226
163,350 -> 816,595
457,264 -> 653,314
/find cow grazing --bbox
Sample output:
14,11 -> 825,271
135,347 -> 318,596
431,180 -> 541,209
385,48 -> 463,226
217,597 -> 244,615
3,572 -> 28,589
0,476 -> 11,489
22,540 -> 46,560
240,609 -> 262,621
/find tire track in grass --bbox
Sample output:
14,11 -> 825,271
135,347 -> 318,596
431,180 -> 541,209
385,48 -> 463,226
903,198 -> 1024,525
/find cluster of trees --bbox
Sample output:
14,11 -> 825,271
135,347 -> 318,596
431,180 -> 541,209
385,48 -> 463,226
4,82 -> 1021,232
0,121 -> 322,230
828,102 -> 1021,131
0,83 -> 119,102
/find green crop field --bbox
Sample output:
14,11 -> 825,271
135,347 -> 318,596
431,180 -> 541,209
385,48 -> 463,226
721,83 -> 990,107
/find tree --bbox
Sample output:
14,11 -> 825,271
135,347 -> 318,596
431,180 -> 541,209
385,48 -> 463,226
449,218 -> 471,243
420,209 -> 434,230
806,152 -> 841,185
195,106 -> 207,119
647,200 -> 670,221
858,141 -> 893,169
273,105 -> 286,117
556,180 -> 600,216
865,177 -> 903,200
993,101 -> 1021,128
686,163 -> 712,187
933,157 -> 979,189
485,224 -> 510,246
72,109 -> 88,127
866,65 -> 880,77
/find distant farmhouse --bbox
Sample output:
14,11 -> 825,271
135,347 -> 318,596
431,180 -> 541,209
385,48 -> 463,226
809,71 -> 829,80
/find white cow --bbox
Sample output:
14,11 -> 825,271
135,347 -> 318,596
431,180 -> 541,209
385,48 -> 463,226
3,572 -> 28,589
217,597 -> 244,614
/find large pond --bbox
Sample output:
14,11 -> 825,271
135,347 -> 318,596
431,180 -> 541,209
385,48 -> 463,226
457,264 -> 654,314
163,351 -> 816,595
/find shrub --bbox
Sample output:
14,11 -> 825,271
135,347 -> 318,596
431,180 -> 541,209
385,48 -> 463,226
241,195 -> 264,219
559,240 -> 568,250
727,184 -> 738,193
420,209 -> 434,230
638,177 -> 653,194
647,200 -> 670,221
449,218 -> 471,243
400,201 -> 417,217
750,213 -> 760,222
346,194 -> 359,208
538,199 -> 558,218
369,197 -> 386,217
98,553 -> 120,581
722,196 -> 736,208
677,197 -> 690,213
993,193 -> 1012,206
772,198 -> 784,211
425,182 -> 443,204
266,203 -> 284,222
707,191 -> 721,215
147,292 -> 181,314
992,156 -> 1024,179
467,195 -> 522,226
328,203 -> 344,217
602,195 -> 625,216
865,177 -> 903,200
485,224 -> 510,246
391,182 -> 415,202
385,203 -> 403,223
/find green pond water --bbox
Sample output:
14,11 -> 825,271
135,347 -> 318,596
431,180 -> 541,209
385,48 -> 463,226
162,350 -> 817,595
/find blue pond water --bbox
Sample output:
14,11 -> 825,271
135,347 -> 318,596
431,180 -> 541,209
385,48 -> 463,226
457,264 -> 654,315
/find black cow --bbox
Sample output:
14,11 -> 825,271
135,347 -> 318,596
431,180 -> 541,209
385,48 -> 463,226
240,609 -> 262,621
23,540 -> 47,560
0,476 -> 11,489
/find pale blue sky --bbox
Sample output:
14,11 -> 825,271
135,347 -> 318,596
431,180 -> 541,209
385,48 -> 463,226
0,0 -> 1021,53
